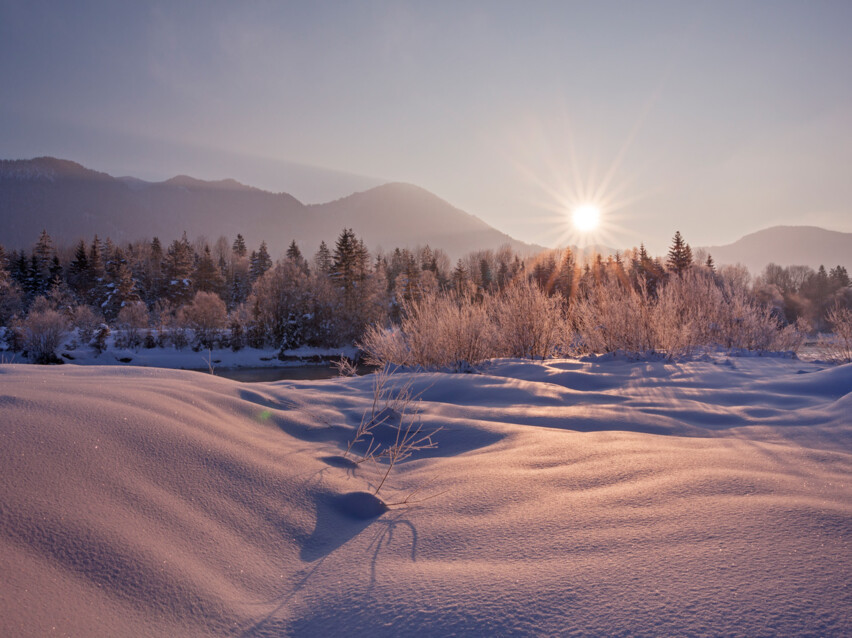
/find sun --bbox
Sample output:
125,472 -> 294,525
572,204 -> 601,232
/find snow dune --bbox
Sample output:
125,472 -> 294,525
0,357 -> 850,636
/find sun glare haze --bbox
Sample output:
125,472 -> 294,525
572,204 -> 600,233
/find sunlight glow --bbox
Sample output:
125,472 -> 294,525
572,205 -> 600,232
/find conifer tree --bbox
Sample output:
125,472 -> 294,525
313,241 -> 332,275
163,233 -> 195,305
332,228 -> 370,311
250,241 -> 273,282
286,240 -> 309,274
232,234 -> 247,258
194,245 -> 225,295
67,240 -> 90,297
666,231 -> 693,276
49,255 -> 63,289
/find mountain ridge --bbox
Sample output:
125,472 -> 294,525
0,157 -> 541,259
701,225 -> 852,274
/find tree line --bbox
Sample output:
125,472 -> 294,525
0,227 -> 849,363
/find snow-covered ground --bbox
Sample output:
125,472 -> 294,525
0,356 -> 849,636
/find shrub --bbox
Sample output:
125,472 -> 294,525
359,290 -> 496,370
21,308 -> 68,364
491,278 -> 566,359
70,305 -> 102,345
90,323 -> 110,355
179,291 -> 227,349
821,304 -> 852,363
115,301 -> 149,349
572,277 -> 654,354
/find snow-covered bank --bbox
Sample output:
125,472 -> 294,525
23,342 -> 359,371
1,358 -> 850,636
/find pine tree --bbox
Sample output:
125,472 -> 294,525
232,234 -> 247,258
28,229 -> 56,298
194,245 -> 225,295
332,228 -> 369,311
705,254 -> 716,273
666,231 -> 693,276
103,257 -> 141,320
11,251 -> 29,289
250,241 -> 273,282
829,265 -> 850,289
313,240 -> 332,275
286,240 -> 309,274
451,259 -> 469,293
163,233 -> 195,305
49,255 -> 63,289
143,237 -> 165,303
25,254 -> 44,300
67,240 -> 90,297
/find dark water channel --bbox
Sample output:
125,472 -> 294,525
202,364 -> 375,383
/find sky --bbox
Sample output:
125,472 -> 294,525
1,0 -> 850,254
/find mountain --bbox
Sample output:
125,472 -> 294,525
702,226 -> 852,275
0,157 -> 540,259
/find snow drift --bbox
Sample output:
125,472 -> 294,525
0,357 -> 850,636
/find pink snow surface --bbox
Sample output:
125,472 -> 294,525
1,357 -> 850,636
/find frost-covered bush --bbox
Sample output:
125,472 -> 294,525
821,304 -> 852,363
179,291 -> 227,349
20,308 -> 68,364
572,277 -> 654,354
491,278 -> 566,359
359,324 -> 410,367
360,290 -> 495,370
570,269 -> 804,358
90,323 -> 110,355
115,301 -> 149,349
0,278 -> 23,326
70,305 -> 101,345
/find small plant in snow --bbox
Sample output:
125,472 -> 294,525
344,365 -> 441,497
333,355 -> 359,377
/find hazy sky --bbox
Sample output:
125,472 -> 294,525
2,0 -> 850,254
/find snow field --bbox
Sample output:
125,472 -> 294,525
0,357 -> 849,636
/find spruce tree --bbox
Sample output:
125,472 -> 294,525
163,233 -> 195,305
232,234 -> 247,258
286,240 -> 309,274
250,241 -> 273,282
666,231 -> 693,276
313,240 -> 332,275
194,245 -> 225,295
332,228 -> 369,311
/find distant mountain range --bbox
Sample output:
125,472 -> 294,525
702,226 -> 852,274
2,158 -> 848,272
0,157 -> 540,259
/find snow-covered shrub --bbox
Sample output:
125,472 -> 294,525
653,270 -> 723,355
821,304 -> 852,363
179,291 -> 227,349
115,301 -> 149,349
404,292 -> 495,369
90,323 -> 110,355
572,277 -> 654,354
0,277 -> 23,326
70,305 -> 101,345
360,290 -> 495,370
491,278 -> 566,359
20,308 -> 68,364
358,324 -> 411,367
